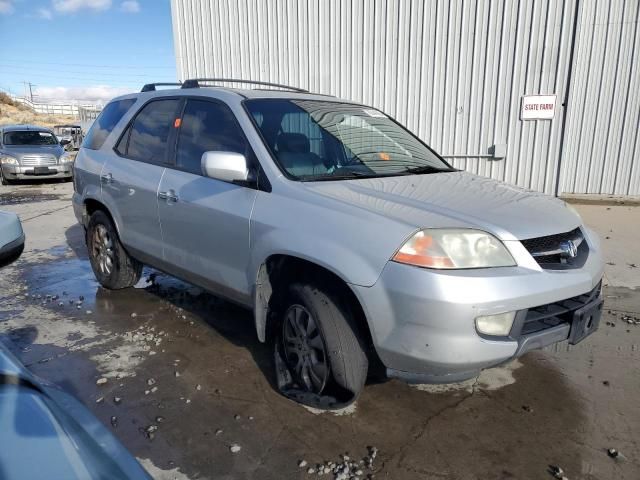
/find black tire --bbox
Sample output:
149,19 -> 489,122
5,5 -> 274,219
0,167 -> 11,186
86,210 -> 142,289
279,282 -> 368,399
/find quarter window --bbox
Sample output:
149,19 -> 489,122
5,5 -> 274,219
126,99 -> 181,164
176,99 -> 250,175
83,98 -> 136,150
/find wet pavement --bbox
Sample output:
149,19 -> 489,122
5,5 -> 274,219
1,182 -> 639,480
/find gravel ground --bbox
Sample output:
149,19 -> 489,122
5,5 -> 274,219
1,180 -> 639,480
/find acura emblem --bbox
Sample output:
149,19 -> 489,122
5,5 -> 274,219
559,240 -> 578,258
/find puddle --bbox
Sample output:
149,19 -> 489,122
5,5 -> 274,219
0,190 -> 66,206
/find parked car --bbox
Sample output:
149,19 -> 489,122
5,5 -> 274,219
0,340 -> 151,479
0,210 -> 24,268
72,79 -> 604,406
54,124 -> 84,151
0,124 -> 75,185
0,211 -> 149,479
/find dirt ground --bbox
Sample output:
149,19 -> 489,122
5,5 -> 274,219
1,181 -> 639,480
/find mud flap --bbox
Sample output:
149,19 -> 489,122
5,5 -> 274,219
274,342 -> 357,410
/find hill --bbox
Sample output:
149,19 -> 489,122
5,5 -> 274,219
0,93 -> 77,129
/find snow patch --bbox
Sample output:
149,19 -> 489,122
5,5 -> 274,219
411,360 -> 522,394
136,458 -> 193,480
303,402 -> 357,416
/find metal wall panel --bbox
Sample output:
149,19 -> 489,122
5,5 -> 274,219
170,0 -> 639,195
560,0 -> 640,195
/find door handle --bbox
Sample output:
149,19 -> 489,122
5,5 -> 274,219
158,190 -> 178,203
100,173 -> 113,185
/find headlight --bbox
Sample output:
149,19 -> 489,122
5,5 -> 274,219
392,229 -> 516,269
59,152 -> 74,163
0,155 -> 18,165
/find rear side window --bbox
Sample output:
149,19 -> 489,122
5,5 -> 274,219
83,98 -> 136,150
176,99 -> 250,175
124,99 -> 181,164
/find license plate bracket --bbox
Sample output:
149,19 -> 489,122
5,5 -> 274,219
34,167 -> 51,175
568,298 -> 603,345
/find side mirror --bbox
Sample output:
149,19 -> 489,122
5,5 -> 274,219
60,139 -> 71,146
201,151 -> 250,183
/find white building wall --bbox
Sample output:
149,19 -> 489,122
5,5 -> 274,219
171,0 -> 640,196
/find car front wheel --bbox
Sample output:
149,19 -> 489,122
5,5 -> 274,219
279,282 -> 368,401
86,210 -> 142,289
0,167 -> 11,186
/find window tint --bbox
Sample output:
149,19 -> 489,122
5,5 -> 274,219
83,98 -> 136,150
127,99 -> 181,164
176,99 -> 249,175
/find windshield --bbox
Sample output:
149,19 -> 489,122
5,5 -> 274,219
3,130 -> 58,146
245,99 -> 453,181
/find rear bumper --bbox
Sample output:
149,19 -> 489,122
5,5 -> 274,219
2,164 -> 73,180
350,228 -> 604,383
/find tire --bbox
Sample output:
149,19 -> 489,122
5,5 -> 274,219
86,210 -> 142,289
0,167 -> 11,186
279,282 -> 368,400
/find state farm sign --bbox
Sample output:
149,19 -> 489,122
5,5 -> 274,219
521,95 -> 557,120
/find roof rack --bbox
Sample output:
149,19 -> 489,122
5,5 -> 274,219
141,82 -> 183,92
181,78 -> 308,93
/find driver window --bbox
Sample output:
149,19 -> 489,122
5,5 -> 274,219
175,99 -> 251,176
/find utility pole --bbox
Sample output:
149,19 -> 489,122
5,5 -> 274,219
22,81 -> 36,102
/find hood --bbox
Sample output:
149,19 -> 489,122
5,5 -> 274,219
0,210 -> 24,249
302,171 -> 581,240
2,145 -> 64,158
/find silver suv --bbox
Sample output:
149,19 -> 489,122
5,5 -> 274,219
0,125 -> 74,184
72,79 -> 604,407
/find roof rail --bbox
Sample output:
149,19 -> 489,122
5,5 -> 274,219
181,78 -> 308,93
141,82 -> 183,92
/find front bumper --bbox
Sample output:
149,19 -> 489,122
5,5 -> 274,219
351,228 -> 604,383
2,164 -> 73,180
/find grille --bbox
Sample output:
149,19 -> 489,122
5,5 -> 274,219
521,227 -> 587,268
518,281 -> 602,336
20,154 -> 57,166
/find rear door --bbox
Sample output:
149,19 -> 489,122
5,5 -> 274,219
157,98 -> 258,304
101,98 -> 182,264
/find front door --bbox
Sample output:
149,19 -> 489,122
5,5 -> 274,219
157,98 -> 258,304
101,98 -> 182,264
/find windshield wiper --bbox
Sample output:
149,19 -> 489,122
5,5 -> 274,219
404,165 -> 454,174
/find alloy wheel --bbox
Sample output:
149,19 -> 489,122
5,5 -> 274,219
282,304 -> 330,394
91,224 -> 114,276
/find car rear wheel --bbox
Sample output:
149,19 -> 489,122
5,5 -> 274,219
279,283 -> 368,399
86,210 -> 142,289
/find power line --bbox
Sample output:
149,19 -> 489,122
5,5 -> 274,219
1,59 -> 176,69
5,71 -> 152,86
0,64 -> 174,79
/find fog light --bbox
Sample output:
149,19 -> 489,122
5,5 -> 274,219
475,311 -> 516,336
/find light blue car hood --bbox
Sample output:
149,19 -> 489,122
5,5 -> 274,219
0,210 -> 24,250
0,342 -> 150,480
302,171 -> 581,241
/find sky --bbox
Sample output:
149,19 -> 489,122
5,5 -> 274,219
0,0 -> 176,104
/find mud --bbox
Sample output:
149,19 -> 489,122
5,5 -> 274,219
0,189 -> 66,206
1,182 -> 639,479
